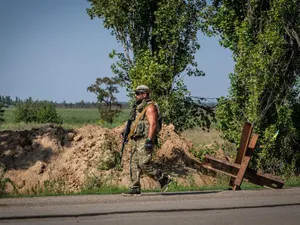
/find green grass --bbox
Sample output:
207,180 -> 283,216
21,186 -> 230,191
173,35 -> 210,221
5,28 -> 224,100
181,127 -> 238,161
284,175 -> 300,187
1,107 -> 300,197
1,107 -> 14,122
0,107 -> 130,131
1,175 -> 299,198
181,127 -> 223,146
58,108 -> 101,125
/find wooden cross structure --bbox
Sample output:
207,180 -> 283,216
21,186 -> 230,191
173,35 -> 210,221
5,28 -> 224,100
203,122 -> 284,190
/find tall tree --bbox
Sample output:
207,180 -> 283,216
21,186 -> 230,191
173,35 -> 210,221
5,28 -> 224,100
204,0 -> 300,174
87,76 -> 121,124
87,0 -> 213,131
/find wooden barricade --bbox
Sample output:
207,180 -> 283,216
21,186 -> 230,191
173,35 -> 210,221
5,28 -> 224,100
202,122 -> 284,190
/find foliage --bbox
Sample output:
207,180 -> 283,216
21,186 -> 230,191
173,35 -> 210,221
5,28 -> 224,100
25,179 -> 67,196
14,98 -> 63,124
190,144 -> 216,162
87,76 -> 122,124
0,95 -> 15,107
0,164 -> 18,197
0,102 -> 4,123
204,0 -> 300,174
83,174 -> 105,191
86,0 -> 214,131
167,94 -> 215,132
0,107 -> 131,131
0,94 -> 121,109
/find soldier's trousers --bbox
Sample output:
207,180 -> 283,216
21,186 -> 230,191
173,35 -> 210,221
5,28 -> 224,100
129,137 -> 162,190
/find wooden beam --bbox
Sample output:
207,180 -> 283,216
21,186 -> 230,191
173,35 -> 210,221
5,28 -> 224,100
244,168 -> 284,189
203,154 -> 284,189
233,134 -> 259,190
229,122 -> 253,187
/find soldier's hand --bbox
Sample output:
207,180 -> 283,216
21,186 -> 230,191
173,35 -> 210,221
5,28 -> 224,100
120,131 -> 125,139
144,138 -> 153,152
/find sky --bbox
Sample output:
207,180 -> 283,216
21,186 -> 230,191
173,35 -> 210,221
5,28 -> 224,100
0,0 -> 235,103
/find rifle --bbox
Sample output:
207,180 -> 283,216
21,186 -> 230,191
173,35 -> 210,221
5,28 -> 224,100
119,119 -> 132,165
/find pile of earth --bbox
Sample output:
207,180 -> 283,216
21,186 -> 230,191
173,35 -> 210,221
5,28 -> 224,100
0,123 -> 222,194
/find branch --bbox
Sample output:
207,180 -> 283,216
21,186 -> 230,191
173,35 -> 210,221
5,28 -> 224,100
285,27 -> 300,48
116,30 -> 132,66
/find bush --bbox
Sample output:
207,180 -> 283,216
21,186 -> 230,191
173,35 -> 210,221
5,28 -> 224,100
14,99 -> 63,124
0,102 -> 4,123
36,101 -> 63,124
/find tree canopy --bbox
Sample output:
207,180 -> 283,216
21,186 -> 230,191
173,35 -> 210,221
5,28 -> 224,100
204,0 -> 300,174
87,77 -> 121,124
87,0 -> 300,174
87,0 -> 213,131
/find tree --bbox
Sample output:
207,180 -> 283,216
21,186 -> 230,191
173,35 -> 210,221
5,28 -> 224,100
204,0 -> 300,174
0,102 -> 4,123
0,95 -> 13,107
86,0 -> 214,131
87,76 -> 121,124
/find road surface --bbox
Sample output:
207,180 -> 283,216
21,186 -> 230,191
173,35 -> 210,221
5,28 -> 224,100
0,188 -> 299,224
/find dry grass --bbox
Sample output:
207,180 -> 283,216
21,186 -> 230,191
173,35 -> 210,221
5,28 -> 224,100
181,127 -> 238,160
181,127 -> 224,147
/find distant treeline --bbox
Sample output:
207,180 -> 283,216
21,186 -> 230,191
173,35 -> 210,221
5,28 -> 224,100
0,95 -> 218,109
0,95 -> 129,108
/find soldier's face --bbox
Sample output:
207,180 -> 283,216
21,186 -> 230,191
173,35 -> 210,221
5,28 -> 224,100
135,91 -> 147,100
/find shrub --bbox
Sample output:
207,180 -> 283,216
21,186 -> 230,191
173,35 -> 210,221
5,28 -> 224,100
14,99 -> 63,124
0,102 -> 4,123
36,101 -> 63,124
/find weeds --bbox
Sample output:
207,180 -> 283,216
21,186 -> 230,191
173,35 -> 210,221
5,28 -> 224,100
80,173 -> 127,195
25,179 -> 67,197
0,164 -> 18,197
189,144 -> 216,162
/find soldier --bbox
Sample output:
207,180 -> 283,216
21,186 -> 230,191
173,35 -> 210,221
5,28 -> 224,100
122,85 -> 171,195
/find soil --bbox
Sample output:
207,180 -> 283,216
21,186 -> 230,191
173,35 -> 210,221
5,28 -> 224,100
0,124 -> 226,194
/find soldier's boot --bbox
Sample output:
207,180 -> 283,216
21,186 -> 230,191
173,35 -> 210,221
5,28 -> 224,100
159,175 -> 172,192
122,187 -> 141,196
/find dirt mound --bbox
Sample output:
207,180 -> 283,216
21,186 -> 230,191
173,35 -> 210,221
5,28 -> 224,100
0,124 -> 216,194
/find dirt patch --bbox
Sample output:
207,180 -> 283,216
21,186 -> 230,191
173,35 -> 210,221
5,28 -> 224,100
0,124 -> 219,194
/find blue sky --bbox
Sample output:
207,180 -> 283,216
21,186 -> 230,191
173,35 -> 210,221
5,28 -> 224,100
0,0 -> 234,103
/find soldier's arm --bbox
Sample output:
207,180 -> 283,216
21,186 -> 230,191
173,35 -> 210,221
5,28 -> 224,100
145,105 -> 158,141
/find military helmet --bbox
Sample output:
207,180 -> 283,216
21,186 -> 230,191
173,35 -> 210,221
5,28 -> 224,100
135,85 -> 151,93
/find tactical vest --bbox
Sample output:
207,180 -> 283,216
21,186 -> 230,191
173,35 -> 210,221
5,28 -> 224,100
130,99 -> 162,138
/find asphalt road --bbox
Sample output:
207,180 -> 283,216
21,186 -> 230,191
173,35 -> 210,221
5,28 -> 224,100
1,188 -> 300,225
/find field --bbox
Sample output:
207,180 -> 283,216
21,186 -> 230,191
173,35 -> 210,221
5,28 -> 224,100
1,107 -> 226,147
1,107 -> 299,195
0,107 -> 238,155
0,107 -> 130,131
0,106 -> 237,161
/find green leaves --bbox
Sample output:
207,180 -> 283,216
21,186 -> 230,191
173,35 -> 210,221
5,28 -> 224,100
87,77 -> 121,124
207,0 -> 300,174
87,0 -> 210,131
0,102 -> 4,123
14,99 -> 63,124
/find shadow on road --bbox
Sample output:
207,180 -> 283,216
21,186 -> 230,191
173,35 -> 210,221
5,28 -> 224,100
140,190 -> 220,197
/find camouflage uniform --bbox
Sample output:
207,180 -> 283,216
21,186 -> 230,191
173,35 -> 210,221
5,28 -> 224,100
129,99 -> 165,190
